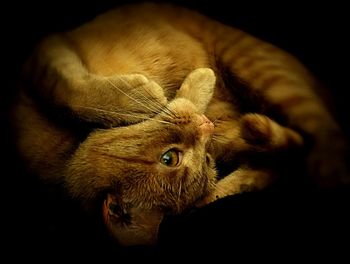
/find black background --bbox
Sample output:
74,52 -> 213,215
1,0 -> 349,261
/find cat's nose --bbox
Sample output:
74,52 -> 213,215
198,115 -> 214,137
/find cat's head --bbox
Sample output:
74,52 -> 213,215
65,68 -> 217,246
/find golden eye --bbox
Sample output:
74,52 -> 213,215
160,149 -> 182,167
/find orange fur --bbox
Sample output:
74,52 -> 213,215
12,2 -> 349,246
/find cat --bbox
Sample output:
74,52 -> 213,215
11,2 -> 349,246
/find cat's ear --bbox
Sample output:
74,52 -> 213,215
103,194 -> 164,246
176,68 -> 216,113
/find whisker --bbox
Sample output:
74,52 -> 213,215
102,64 -> 177,118
128,86 -> 169,115
118,77 -> 179,120
163,104 -> 179,118
142,118 -> 174,125
103,64 -> 164,115
74,105 -> 174,125
211,135 -> 227,144
211,118 -> 219,125
178,179 -> 182,201
132,85 -> 178,118
105,78 -> 159,115
211,119 -> 223,127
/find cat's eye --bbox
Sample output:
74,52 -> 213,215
160,149 -> 182,167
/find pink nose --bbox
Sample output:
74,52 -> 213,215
198,115 -> 214,136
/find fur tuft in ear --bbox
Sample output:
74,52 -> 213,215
176,68 -> 216,113
102,194 -> 164,246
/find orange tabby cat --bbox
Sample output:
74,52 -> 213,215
12,2 -> 348,245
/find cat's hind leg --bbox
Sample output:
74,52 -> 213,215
171,7 -> 349,186
198,113 -> 303,206
210,113 -> 303,160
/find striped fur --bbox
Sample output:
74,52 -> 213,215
12,2 -> 349,245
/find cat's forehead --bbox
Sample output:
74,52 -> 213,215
98,98 -> 203,151
155,98 -> 202,145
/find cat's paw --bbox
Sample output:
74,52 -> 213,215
71,74 -> 167,125
241,113 -> 303,150
241,114 -> 272,144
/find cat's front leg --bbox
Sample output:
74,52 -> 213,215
196,167 -> 272,207
68,74 -> 168,126
24,35 -> 167,126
